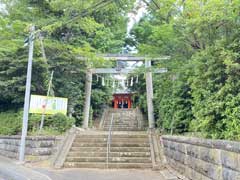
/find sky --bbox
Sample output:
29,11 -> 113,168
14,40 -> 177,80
127,0 -> 148,36
125,0 -> 149,54
113,0 -> 148,92
0,2 -> 7,14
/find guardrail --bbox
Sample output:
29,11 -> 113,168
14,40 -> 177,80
106,114 -> 114,168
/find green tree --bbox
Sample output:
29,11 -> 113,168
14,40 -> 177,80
0,0 -> 135,130
129,0 -> 240,139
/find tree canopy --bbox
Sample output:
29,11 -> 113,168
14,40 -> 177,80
130,0 -> 240,140
0,0 -> 134,128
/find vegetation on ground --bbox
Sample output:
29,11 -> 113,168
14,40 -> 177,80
0,111 -> 75,135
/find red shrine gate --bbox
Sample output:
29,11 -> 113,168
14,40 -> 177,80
113,93 -> 132,109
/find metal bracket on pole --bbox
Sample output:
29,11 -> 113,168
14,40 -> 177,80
19,25 -> 35,162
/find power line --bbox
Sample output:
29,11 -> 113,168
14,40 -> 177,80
151,0 -> 160,10
1,1 -> 116,41
64,0 -> 112,25
142,0 -> 157,12
1,1 -> 114,40
39,0 -> 113,34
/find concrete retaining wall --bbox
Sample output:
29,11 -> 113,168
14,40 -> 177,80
161,135 -> 240,180
0,136 -> 62,162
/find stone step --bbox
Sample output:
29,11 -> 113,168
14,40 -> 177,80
64,162 -> 152,169
75,134 -> 148,139
103,123 -> 138,125
75,134 -> 107,138
67,152 -> 151,158
105,117 -> 136,119
103,122 -> 138,126
70,147 -> 150,152
105,116 -> 136,118
65,157 -> 152,163
109,130 -> 143,132
106,112 -> 135,114
105,114 -> 135,116
108,116 -> 135,118
72,142 -> 150,147
104,119 -> 137,121
103,126 -> 138,128
107,110 -> 135,112
103,126 -> 138,129
105,119 -> 136,121
73,138 -> 149,143
103,128 -> 142,131
103,124 -> 138,126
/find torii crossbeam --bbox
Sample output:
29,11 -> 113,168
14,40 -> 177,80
82,54 -> 169,129
91,68 -> 167,74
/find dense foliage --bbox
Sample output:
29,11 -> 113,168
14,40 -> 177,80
0,0 -> 134,134
130,0 -> 240,140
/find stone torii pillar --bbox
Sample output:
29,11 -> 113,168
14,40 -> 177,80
83,69 -> 92,129
145,60 -> 155,129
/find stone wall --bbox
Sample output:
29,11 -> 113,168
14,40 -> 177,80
161,135 -> 240,180
0,136 -> 62,162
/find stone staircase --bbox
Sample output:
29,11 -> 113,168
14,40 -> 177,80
63,131 -> 152,169
54,108 -> 159,169
101,108 -> 144,131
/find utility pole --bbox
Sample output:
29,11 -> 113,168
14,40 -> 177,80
39,71 -> 54,131
19,25 -> 35,162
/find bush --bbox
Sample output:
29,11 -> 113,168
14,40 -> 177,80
0,111 -> 75,135
0,111 -> 22,135
29,127 -> 62,136
45,113 -> 75,133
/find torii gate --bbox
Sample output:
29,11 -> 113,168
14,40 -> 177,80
82,54 -> 169,129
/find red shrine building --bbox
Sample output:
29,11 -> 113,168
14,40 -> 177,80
112,93 -> 132,109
